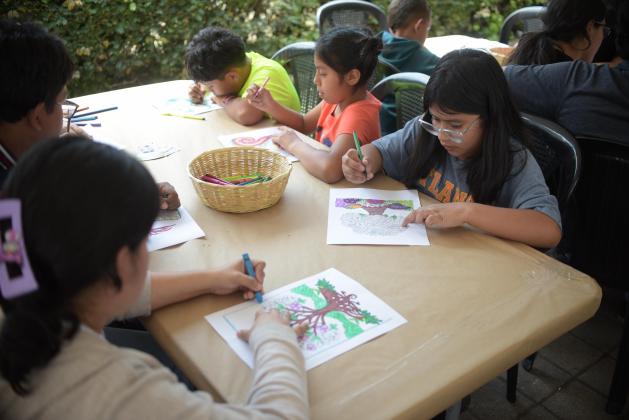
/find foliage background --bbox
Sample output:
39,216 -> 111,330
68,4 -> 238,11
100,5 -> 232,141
2,0 -> 540,96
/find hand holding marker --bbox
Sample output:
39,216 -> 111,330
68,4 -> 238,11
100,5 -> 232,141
353,130 -> 367,176
243,253 -> 263,303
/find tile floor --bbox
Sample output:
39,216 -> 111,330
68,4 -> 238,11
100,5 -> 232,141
459,288 -> 627,420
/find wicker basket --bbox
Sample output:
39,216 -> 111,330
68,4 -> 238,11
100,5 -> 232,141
188,147 -> 292,213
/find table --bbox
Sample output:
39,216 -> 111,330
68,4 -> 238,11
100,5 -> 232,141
425,35 -> 513,64
74,80 -> 601,419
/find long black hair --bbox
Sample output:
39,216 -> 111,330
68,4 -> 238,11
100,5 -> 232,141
403,49 -> 526,205
506,0 -> 607,65
0,137 -> 159,395
315,27 -> 383,88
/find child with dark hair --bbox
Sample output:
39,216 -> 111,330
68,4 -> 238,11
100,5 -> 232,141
0,138 -> 309,418
247,27 -> 382,184
0,18 -> 180,209
506,0 -> 608,65
378,0 -> 440,135
504,0 -> 629,144
343,49 -> 562,249
186,27 -> 300,126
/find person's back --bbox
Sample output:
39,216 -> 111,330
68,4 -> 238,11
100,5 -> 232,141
504,0 -> 629,144
378,0 -> 439,135
506,0 -> 608,65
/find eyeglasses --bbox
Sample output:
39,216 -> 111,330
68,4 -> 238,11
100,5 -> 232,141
594,21 -> 612,38
60,100 -> 79,133
417,113 -> 480,144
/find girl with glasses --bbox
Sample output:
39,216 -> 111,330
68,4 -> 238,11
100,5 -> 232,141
342,49 -> 562,249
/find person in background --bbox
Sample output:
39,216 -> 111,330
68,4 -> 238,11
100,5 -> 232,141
506,0 -> 608,65
377,0 -> 440,135
504,0 -> 629,144
186,26 -> 300,126
0,18 -> 180,209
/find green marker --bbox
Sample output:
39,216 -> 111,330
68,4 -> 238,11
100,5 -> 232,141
353,130 -> 367,176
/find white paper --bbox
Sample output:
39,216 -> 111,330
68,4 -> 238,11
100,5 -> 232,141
218,126 -> 300,162
147,206 -> 205,252
424,35 -> 509,58
205,268 -> 407,370
153,95 -> 221,115
327,188 -> 429,246
137,143 -> 179,161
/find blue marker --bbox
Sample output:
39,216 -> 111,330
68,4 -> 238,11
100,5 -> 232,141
242,253 -> 263,303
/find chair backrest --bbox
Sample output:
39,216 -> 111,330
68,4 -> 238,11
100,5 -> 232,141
271,41 -> 319,114
520,113 -> 581,210
499,6 -> 546,45
371,72 -> 429,130
570,137 -> 629,290
367,58 -> 400,91
316,0 -> 387,36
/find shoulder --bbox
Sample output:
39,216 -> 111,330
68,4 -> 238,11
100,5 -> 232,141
345,93 -> 382,113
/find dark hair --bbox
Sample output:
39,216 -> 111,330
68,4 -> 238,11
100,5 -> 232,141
315,27 -> 382,88
0,137 -> 159,395
387,0 -> 431,32
0,19 -> 74,123
613,0 -> 629,58
507,0 -> 606,65
403,49 -> 526,204
185,26 -> 247,81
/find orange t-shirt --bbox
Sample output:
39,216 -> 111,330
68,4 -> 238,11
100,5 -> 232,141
314,92 -> 381,147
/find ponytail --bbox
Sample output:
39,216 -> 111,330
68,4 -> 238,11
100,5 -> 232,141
315,27 -> 383,87
0,137 -> 159,394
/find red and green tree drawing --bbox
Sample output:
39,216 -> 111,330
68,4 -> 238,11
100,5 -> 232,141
287,279 -> 382,340
335,198 -> 413,216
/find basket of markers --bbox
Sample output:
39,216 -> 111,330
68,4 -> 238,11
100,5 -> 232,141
188,147 -> 292,213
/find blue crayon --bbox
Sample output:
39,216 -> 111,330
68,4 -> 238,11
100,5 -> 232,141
242,253 -> 263,303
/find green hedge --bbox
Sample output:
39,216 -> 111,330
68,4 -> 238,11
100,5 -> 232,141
3,0 -> 539,96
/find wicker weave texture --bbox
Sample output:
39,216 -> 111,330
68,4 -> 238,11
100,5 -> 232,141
188,147 -> 292,213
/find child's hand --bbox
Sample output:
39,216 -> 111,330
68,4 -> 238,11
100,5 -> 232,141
237,308 -> 309,342
402,203 -> 471,228
272,126 -> 299,152
157,182 -> 180,210
245,83 -> 275,112
212,94 -> 237,106
188,82 -> 207,104
61,124 -> 93,139
342,149 -> 373,184
208,258 -> 265,300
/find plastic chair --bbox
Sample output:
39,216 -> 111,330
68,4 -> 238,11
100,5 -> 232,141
367,58 -> 401,91
504,113 -> 581,403
316,0 -> 387,36
271,41 -> 319,114
371,72 -> 429,130
499,6 -> 547,45
569,137 -> 629,414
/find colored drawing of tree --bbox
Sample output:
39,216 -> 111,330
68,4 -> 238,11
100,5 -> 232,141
335,198 -> 413,216
290,279 -> 382,339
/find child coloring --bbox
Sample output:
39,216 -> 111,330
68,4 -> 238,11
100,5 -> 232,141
247,27 -> 383,184
0,138 -> 309,419
342,49 -> 562,249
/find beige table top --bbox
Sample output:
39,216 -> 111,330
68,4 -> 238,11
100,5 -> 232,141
74,81 -> 601,419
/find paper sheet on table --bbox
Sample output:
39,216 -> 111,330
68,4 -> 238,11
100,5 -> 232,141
217,126 -> 301,162
327,188 -> 429,246
206,268 -> 407,370
153,96 -> 221,115
148,206 -> 205,252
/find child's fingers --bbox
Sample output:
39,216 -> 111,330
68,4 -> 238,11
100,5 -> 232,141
237,328 -> 251,342
402,209 -> 426,226
293,322 -> 309,338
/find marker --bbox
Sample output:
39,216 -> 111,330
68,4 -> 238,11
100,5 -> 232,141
161,112 -> 205,121
353,130 -> 367,176
242,253 -> 263,303
70,115 -> 98,122
73,106 -> 118,118
253,76 -> 270,99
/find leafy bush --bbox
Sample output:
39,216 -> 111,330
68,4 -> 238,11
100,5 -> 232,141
2,0 -> 540,96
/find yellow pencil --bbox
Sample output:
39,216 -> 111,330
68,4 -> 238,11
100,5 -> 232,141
161,112 -> 205,121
